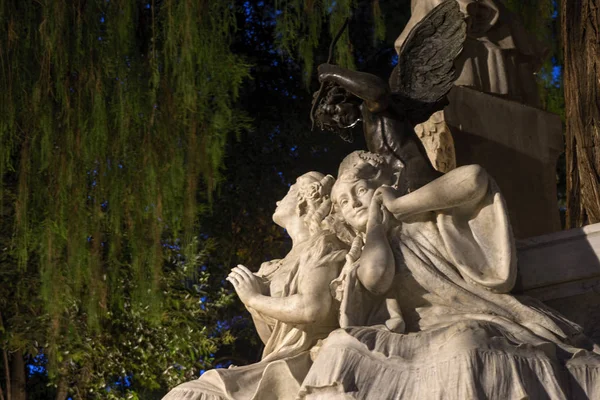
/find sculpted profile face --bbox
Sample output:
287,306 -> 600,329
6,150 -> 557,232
272,182 -> 301,227
332,151 -> 393,233
272,171 -> 335,232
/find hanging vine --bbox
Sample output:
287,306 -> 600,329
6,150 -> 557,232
274,0 -> 385,85
0,0 -> 250,341
0,0 -> 387,390
504,0 -> 562,115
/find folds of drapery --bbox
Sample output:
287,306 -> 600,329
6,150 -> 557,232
335,171 -> 584,347
299,324 -> 600,400
307,171 -> 600,399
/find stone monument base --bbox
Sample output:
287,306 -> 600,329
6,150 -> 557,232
443,86 -> 564,239
517,222 -> 600,343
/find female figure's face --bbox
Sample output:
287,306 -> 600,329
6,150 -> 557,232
272,175 -> 317,228
332,178 -> 377,233
272,181 -> 300,228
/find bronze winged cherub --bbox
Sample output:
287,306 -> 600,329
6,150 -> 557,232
313,0 -> 466,195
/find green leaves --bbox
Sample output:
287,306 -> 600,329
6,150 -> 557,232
0,0 -> 250,336
0,0 -> 251,397
275,0 -> 385,85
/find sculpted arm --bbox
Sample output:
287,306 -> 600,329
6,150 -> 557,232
229,259 -> 342,325
358,195 -> 395,295
233,271 -> 273,344
318,64 -> 391,113
378,165 -> 489,220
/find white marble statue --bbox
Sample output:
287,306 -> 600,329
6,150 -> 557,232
160,2 -> 599,397
164,153 -> 600,399
297,151 -> 600,399
163,172 -> 348,400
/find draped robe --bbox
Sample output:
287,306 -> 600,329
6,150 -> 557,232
299,174 -> 600,399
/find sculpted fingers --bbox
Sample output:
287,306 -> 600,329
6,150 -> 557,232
235,264 -> 254,279
230,267 -> 247,280
368,194 -> 384,227
382,206 -> 389,223
228,269 -> 248,287
226,275 -> 239,288
228,266 -> 259,306
372,188 -> 384,203
374,186 -> 386,199
369,193 -> 383,213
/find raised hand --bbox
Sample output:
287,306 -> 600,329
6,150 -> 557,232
367,188 -> 394,233
375,185 -> 399,207
226,264 -> 266,307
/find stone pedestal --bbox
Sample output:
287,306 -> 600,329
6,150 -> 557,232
443,86 -> 563,239
516,223 -> 600,343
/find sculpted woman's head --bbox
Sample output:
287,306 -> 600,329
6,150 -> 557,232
331,151 -> 394,233
272,171 -> 335,234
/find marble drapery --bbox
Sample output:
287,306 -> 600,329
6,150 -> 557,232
299,171 -> 600,399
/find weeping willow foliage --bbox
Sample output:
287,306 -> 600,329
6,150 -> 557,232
505,0 -> 554,43
0,0 -> 250,333
504,0 -> 562,114
275,0 -> 385,85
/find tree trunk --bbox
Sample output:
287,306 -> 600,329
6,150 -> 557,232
562,0 -> 600,228
54,376 -> 68,400
0,312 -> 5,400
9,354 -> 25,400
0,354 -> 5,400
2,349 -> 9,400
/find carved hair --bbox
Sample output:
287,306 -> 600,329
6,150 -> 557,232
334,150 -> 394,188
321,211 -> 356,246
295,172 -> 335,235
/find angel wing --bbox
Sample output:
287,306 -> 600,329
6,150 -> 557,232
389,0 -> 466,123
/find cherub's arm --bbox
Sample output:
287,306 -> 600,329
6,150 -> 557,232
318,64 -> 391,113
357,195 -> 395,295
378,164 -> 489,220
228,253 -> 344,325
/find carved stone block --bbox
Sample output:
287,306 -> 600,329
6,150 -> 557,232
414,110 -> 457,173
